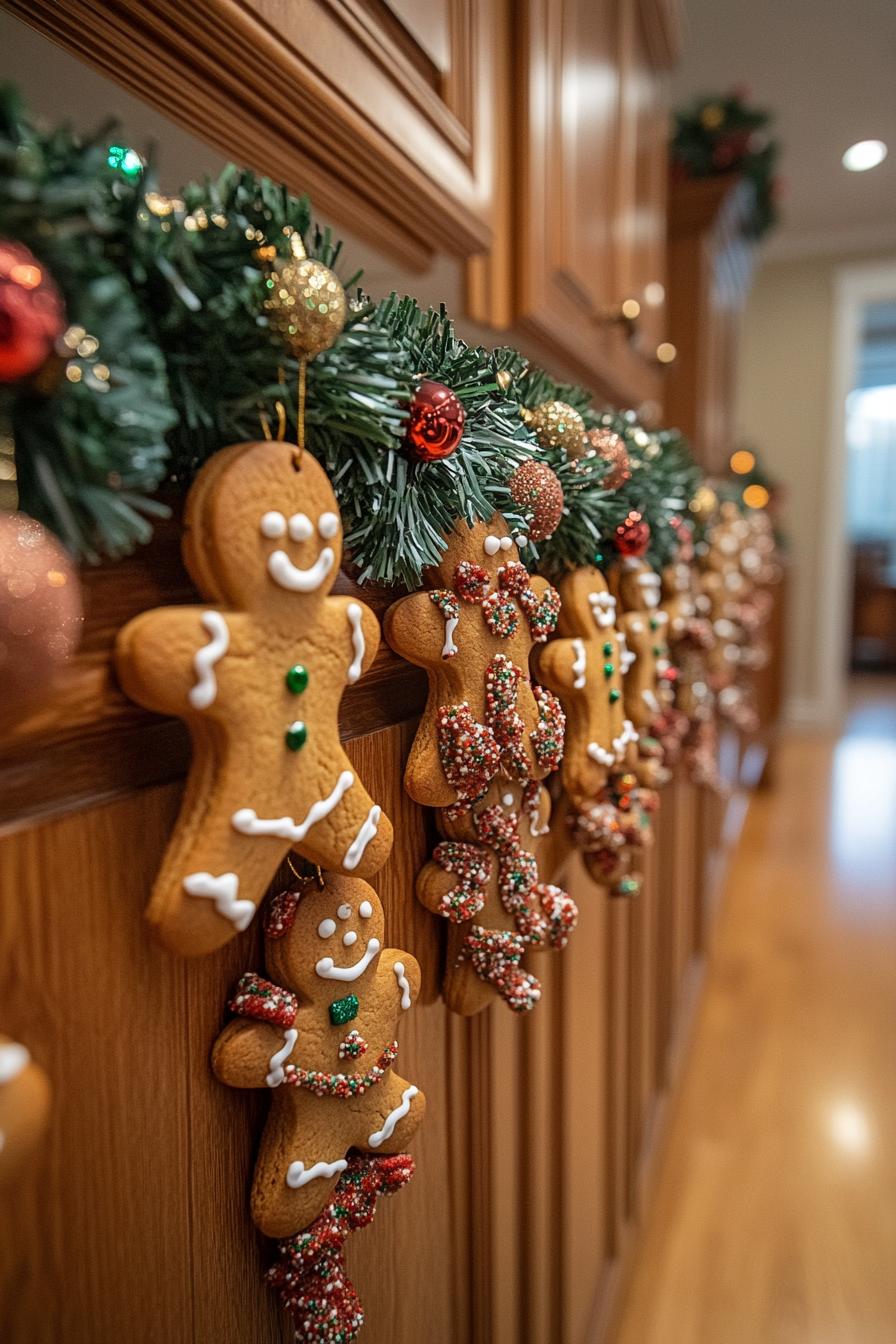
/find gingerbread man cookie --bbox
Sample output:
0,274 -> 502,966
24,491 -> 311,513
417,780 -> 577,1015
116,442 -> 393,955
0,1034 -> 51,1193
383,514 -> 562,812
534,566 -> 637,809
212,875 -> 425,1238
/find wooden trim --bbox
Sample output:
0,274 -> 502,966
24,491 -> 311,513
6,0 -> 493,271
0,505 -> 426,831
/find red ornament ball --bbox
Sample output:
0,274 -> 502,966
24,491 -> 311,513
509,459 -> 565,542
0,513 -> 82,724
0,240 -> 66,384
584,427 -> 631,491
404,379 -> 466,461
615,509 -> 650,557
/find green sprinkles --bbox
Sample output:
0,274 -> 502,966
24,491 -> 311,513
329,994 -> 359,1026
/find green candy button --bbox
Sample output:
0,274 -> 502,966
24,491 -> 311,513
603,642 -> 613,656
609,688 -> 621,703
285,720 -> 307,751
603,662 -> 614,678
285,663 -> 309,694
329,994 -> 359,1026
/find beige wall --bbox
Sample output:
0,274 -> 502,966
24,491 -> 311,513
736,249 -> 896,725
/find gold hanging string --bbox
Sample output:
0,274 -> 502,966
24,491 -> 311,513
286,854 -> 325,889
294,357 -> 307,470
258,398 -> 287,443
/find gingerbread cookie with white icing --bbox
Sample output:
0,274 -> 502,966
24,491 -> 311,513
212,875 -> 425,1238
383,514 -> 562,812
416,780 -> 577,1015
534,566 -> 636,809
0,1034 -> 51,1193
116,441 -> 392,956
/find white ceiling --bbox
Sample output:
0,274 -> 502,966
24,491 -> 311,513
673,0 -> 896,260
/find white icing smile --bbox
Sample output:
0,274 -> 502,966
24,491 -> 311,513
268,547 -> 335,593
316,938 -> 381,982
588,591 -> 617,628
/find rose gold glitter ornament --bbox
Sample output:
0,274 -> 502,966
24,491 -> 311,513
584,427 -> 631,488
508,460 -> 565,542
521,400 -> 586,457
0,512 -> 82,723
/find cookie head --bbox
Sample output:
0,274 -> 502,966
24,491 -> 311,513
193,440 -> 344,614
425,514 -> 520,589
267,875 -> 385,998
611,557 -> 660,612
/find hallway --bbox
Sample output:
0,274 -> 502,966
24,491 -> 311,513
615,679 -> 896,1344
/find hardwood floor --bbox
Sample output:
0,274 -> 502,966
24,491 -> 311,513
613,678 -> 896,1344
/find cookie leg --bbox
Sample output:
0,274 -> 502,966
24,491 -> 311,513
360,1075 -> 426,1155
252,1091 -> 350,1238
148,806 -> 286,956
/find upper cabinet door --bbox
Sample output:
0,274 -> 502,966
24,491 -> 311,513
470,0 -> 680,409
8,0 -> 499,269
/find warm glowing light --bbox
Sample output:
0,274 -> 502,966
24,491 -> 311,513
730,450 -> 756,475
644,282 -> 665,307
621,298 -> 641,320
9,263 -> 41,289
743,484 -> 769,509
828,1099 -> 872,1156
656,342 -> 676,364
841,140 -> 887,172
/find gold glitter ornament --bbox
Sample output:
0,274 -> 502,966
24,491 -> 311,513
521,400 -> 586,457
583,427 -> 631,490
689,485 -> 718,522
262,234 -> 346,362
509,459 -> 565,542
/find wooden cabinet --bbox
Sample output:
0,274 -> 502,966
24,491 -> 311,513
0,536 -> 727,1343
11,0 -> 680,407
5,0 -> 500,271
469,0 -> 680,407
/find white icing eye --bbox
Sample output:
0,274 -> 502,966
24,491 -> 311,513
499,536 -> 512,551
288,513 -> 314,542
318,918 -> 336,939
337,903 -> 352,920
260,511 -> 287,539
318,512 -> 339,539
359,900 -> 373,919
343,931 -> 358,947
483,535 -> 501,556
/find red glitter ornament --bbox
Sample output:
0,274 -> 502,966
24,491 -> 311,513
508,459 -> 565,541
615,510 -> 650,557
404,379 -> 465,461
0,240 -> 65,383
584,427 -> 631,490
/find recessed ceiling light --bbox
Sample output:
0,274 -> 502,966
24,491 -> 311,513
842,140 -> 888,172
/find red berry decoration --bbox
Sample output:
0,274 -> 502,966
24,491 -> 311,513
584,427 -> 631,490
404,379 -> 466,461
615,509 -> 650,557
508,459 -> 565,542
0,240 -> 66,384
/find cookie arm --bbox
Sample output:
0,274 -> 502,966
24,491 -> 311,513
115,606 -> 249,718
380,949 -> 422,1010
533,638 -> 579,695
211,1018 -> 290,1089
328,594 -> 380,684
383,591 -> 450,669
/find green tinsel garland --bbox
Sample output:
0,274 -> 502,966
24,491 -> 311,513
1,86 -> 712,586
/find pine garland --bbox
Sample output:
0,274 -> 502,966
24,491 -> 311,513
0,86 -> 714,586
